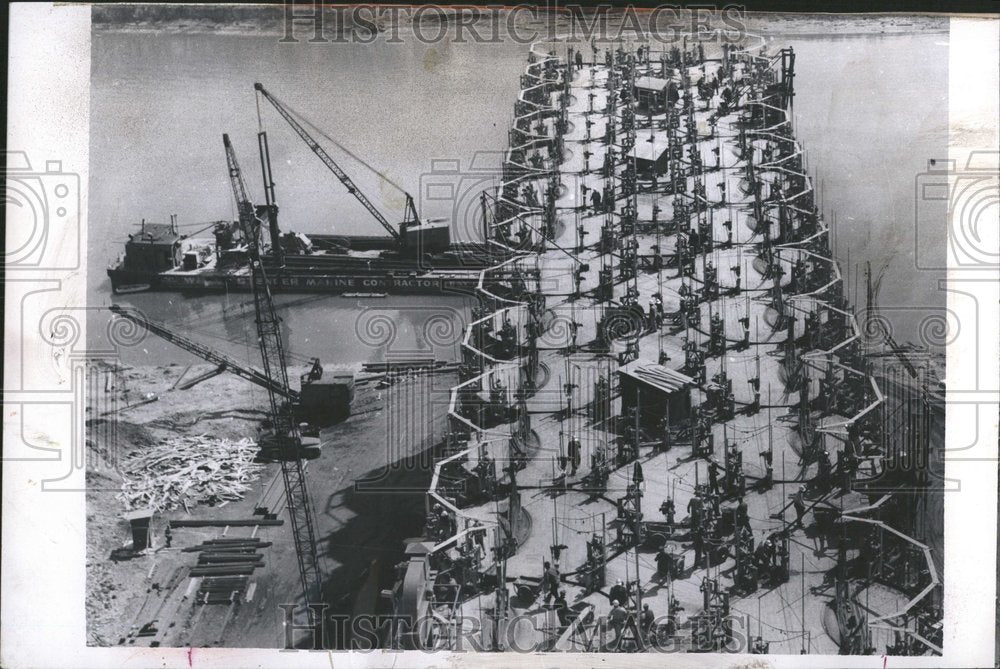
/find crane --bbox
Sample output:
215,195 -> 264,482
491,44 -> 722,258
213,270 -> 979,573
106,304 -> 351,428
253,82 -> 419,242
109,304 -> 304,400
223,132 -> 324,602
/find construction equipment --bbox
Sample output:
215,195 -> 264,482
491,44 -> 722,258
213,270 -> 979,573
253,83 -> 451,255
223,132 -> 323,602
108,304 -> 353,426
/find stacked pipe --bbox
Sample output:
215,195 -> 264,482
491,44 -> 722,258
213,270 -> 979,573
184,538 -> 272,585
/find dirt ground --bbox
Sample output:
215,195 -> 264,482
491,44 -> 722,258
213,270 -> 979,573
85,361 -> 262,644
85,360 -> 455,648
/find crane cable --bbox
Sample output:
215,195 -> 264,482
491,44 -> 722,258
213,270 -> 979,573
254,86 -> 412,200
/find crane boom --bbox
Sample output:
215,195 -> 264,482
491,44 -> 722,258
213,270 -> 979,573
223,133 -> 324,602
254,82 -> 417,242
224,135 -> 258,246
108,304 -> 298,401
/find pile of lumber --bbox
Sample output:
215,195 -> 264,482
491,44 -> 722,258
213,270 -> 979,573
117,435 -> 263,513
169,518 -> 283,528
197,576 -> 249,604
361,357 -> 443,373
184,538 -> 273,601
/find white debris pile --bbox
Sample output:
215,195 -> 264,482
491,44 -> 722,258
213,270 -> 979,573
117,435 -> 263,513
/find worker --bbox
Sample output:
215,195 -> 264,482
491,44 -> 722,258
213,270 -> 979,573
522,183 -> 537,206
590,188 -> 602,212
436,504 -> 454,537
709,489 -> 721,518
575,50 -> 584,69
633,460 -> 644,487
640,603 -> 655,640
791,485 -> 807,523
751,636 -> 769,654
708,461 -> 721,496
688,493 -> 703,533
817,450 -> 832,489
839,448 -> 856,491
692,527 -> 705,568
761,447 -> 773,487
608,578 -> 628,608
655,549 -> 673,579
660,497 -> 676,526
476,452 -> 496,499
543,561 -> 560,606
567,434 -> 582,476
426,504 -> 442,539
164,525 -> 173,549
554,589 -> 572,626
556,455 -> 569,488
736,497 -> 749,529
756,536 -> 775,574
471,526 -> 486,551
608,600 -> 628,646
738,313 -> 750,347
659,416 -> 672,452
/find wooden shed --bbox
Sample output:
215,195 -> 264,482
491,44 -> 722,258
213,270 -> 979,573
633,76 -> 669,109
634,134 -> 673,176
618,360 -> 694,431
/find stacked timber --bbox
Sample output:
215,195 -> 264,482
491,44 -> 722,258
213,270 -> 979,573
117,435 -> 263,513
184,538 -> 274,601
197,576 -> 249,605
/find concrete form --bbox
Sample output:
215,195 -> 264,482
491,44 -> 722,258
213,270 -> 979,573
414,35 -> 942,658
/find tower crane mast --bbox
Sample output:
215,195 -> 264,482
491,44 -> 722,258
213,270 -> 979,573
223,133 -> 323,602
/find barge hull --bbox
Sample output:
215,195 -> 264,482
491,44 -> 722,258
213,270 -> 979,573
108,268 -> 483,295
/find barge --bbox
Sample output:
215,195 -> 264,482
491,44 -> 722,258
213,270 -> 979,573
107,81 -> 517,297
106,218 -> 502,296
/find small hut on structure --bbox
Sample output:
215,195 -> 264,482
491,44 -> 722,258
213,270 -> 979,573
618,360 -> 694,431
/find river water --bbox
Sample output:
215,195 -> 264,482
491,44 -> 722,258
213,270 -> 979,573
87,15 -> 948,370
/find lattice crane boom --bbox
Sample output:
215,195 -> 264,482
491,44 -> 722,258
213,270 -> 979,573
108,304 -> 297,401
254,82 -> 419,242
223,133 -> 323,602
